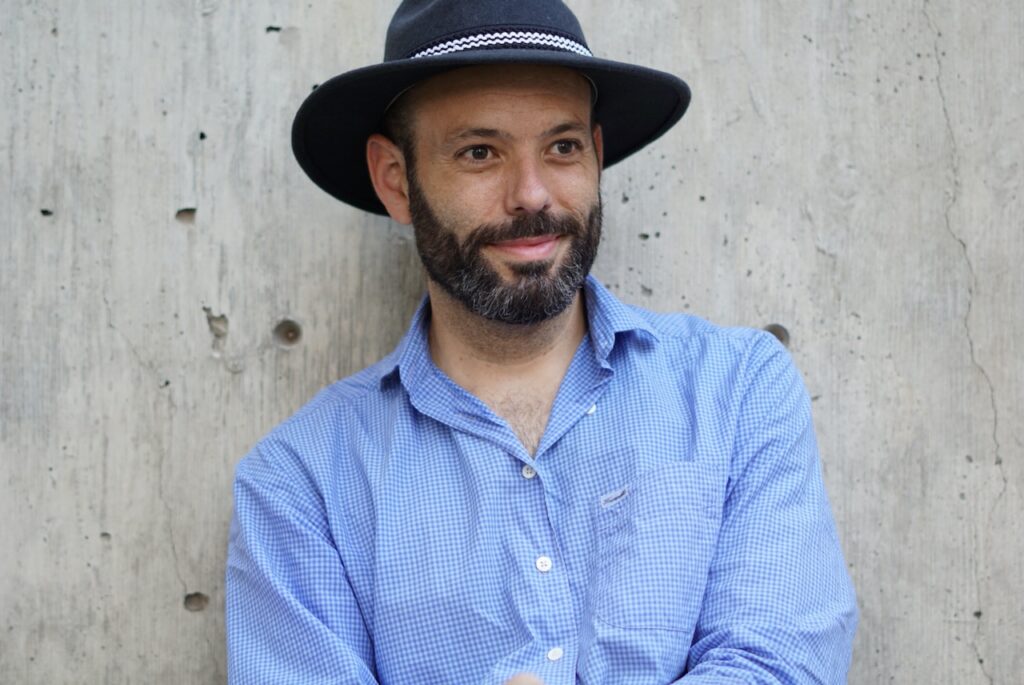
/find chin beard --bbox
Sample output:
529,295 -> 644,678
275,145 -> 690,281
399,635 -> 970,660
408,176 -> 602,325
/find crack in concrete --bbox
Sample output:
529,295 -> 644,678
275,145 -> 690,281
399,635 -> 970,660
158,451 -> 189,596
205,629 -> 225,679
103,295 -> 158,378
969,639 -> 994,685
921,6 -> 1005,491
103,295 -> 187,601
923,6 -> 1003,684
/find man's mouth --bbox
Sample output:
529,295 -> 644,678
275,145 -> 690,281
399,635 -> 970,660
487,234 -> 562,261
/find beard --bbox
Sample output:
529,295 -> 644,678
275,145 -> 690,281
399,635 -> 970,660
408,174 -> 602,325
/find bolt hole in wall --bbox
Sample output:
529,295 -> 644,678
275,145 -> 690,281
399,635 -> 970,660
183,592 -> 209,612
763,323 -> 790,348
175,208 -> 196,223
273,319 -> 302,347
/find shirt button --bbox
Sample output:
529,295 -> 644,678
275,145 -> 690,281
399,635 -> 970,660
521,464 -> 537,479
535,556 -> 552,573
586,403 -> 597,415
547,646 -> 564,662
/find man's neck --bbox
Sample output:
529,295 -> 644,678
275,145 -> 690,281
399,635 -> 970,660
426,281 -> 587,379
425,281 -> 587,454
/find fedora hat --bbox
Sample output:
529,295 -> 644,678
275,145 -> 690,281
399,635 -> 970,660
292,0 -> 691,215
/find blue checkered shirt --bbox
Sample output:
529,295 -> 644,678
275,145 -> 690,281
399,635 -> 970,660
227,276 -> 857,684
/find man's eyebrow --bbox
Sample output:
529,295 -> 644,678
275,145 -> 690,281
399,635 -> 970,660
542,121 -> 589,138
448,127 -> 512,142
446,121 -> 589,144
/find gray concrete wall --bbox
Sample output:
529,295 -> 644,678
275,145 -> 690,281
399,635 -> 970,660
1,1 -> 1020,682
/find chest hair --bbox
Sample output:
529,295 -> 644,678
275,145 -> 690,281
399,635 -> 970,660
485,390 -> 553,457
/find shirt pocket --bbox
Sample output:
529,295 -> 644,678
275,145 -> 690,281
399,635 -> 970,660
588,461 -> 720,632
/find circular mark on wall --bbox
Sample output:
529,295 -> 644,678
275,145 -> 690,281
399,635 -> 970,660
273,319 -> 302,347
183,592 -> 209,612
763,323 -> 790,348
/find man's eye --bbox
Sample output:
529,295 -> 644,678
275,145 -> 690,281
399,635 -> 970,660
553,140 -> 580,155
463,146 -> 491,161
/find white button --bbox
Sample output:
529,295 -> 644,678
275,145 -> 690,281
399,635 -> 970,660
521,464 -> 537,479
586,404 -> 597,415
547,646 -> 564,662
535,556 -> 552,573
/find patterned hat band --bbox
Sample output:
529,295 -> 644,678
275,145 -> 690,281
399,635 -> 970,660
384,31 -> 599,115
410,30 -> 593,59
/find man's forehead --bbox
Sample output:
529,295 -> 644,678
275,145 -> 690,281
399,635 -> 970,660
404,64 -> 594,117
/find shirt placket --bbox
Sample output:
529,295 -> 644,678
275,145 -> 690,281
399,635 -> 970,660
514,452 -> 579,681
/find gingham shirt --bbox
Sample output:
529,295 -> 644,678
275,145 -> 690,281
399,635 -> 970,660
227,276 -> 857,684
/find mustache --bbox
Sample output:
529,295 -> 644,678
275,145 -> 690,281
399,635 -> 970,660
461,211 -> 585,253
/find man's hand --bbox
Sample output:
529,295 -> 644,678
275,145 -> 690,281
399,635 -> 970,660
504,674 -> 544,685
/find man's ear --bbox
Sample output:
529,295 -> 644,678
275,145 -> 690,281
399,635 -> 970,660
592,123 -> 604,169
366,134 -> 412,224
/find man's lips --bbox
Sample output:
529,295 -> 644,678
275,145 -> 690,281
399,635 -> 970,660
487,234 -> 562,260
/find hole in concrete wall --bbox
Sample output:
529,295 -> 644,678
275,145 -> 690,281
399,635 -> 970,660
764,323 -> 790,348
41,208 -> 53,216
203,307 -> 229,339
100,532 -> 111,541
273,319 -> 302,347
175,208 -> 196,223
183,592 -> 209,612
266,25 -> 281,32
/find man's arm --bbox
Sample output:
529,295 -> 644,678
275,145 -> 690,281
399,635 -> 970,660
226,441 -> 379,684
681,333 -> 858,683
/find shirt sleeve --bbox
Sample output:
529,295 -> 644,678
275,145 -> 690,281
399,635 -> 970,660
226,440 -> 379,684
680,333 -> 858,683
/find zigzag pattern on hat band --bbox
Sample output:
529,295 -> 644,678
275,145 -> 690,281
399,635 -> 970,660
411,30 -> 592,59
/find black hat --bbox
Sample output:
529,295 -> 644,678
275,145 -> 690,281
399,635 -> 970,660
292,0 -> 691,215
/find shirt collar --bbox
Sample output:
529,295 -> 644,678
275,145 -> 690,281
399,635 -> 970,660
581,274 -> 660,362
377,274 -> 660,388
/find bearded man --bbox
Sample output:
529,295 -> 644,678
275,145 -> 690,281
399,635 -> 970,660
226,1 -> 858,683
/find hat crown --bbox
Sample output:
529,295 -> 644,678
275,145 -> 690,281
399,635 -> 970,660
384,0 -> 589,61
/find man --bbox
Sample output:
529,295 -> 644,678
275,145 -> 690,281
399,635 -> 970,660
227,1 -> 858,683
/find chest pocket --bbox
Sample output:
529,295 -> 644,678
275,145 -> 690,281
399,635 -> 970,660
588,461 -> 721,632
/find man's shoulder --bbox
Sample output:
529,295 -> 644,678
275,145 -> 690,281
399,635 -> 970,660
625,301 -> 785,365
236,354 -> 401,476
587,277 -> 781,365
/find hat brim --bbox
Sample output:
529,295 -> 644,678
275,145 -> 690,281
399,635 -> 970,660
292,49 -> 691,215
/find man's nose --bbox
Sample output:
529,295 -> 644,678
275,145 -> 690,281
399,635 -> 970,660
505,156 -> 552,216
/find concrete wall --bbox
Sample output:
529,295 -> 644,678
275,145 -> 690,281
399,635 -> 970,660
1,1 -> 1020,682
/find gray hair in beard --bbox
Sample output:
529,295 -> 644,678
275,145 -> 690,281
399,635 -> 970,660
408,175 -> 602,325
